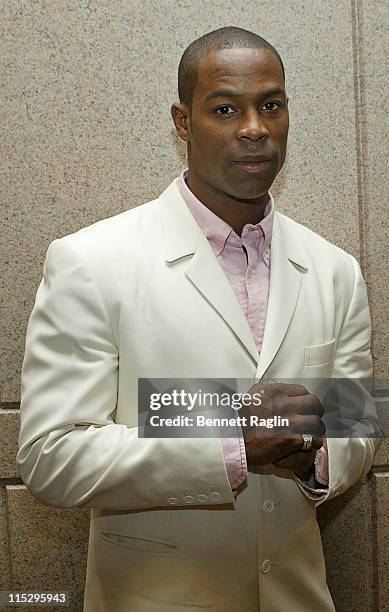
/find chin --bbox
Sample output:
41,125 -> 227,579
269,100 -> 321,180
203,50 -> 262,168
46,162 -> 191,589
232,183 -> 271,200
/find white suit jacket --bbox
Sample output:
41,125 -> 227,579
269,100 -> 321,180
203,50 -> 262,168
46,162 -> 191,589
17,177 -> 378,612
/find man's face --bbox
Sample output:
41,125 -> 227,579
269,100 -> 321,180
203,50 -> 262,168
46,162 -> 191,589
173,47 -> 289,203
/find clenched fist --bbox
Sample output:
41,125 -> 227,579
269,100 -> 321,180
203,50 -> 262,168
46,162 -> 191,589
239,382 -> 325,468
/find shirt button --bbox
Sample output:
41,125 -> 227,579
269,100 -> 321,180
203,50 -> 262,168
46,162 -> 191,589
197,494 -> 208,503
240,277 -> 246,284
209,491 -> 221,501
261,559 -> 272,574
263,499 -> 275,513
167,496 -> 178,505
184,495 -> 195,504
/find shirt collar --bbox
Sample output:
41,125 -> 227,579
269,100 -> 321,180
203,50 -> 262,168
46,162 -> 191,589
177,168 -> 275,256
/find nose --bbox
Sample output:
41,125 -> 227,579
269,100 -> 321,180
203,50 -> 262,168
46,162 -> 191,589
237,108 -> 270,142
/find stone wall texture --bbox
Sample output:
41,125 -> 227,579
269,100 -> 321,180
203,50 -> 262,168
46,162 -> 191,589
1,1 -> 388,610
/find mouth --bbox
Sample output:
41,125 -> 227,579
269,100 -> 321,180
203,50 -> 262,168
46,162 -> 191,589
232,159 -> 272,173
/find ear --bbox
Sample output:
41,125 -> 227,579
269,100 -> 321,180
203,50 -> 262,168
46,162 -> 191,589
171,103 -> 191,142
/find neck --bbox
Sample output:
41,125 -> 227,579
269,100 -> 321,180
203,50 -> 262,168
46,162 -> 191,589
186,173 -> 270,237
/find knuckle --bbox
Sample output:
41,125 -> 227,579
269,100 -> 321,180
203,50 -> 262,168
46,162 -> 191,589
311,392 -> 323,408
296,384 -> 308,393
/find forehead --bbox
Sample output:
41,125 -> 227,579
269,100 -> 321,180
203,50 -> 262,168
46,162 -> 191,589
195,47 -> 284,99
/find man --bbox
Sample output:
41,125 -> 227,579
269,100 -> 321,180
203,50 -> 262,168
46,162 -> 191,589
17,27 -> 378,612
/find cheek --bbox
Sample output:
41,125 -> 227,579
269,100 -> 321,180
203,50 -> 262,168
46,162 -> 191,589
194,134 -> 226,158
280,121 -> 289,142
273,127 -> 288,155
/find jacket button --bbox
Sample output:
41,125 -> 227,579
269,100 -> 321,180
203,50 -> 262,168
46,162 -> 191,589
198,494 -> 208,503
184,495 -> 195,504
167,497 -> 178,505
263,499 -> 275,513
209,491 -> 221,501
261,559 -> 272,574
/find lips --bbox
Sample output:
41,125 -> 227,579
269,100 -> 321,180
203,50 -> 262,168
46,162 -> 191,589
232,158 -> 272,173
234,156 -> 270,163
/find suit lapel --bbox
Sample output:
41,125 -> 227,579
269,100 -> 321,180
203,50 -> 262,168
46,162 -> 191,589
256,213 -> 308,378
185,233 -> 259,363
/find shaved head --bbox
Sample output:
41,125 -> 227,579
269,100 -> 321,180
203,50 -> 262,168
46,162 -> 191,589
178,26 -> 285,112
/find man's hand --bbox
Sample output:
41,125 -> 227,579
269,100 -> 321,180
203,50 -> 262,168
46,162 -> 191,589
273,449 -> 317,475
239,383 -> 325,466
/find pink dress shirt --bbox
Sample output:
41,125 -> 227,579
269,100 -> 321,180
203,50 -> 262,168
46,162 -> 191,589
178,168 -> 328,493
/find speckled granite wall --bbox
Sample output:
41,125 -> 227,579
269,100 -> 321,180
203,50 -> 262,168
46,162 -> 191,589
359,0 -> 389,384
1,1 -> 388,610
6,485 -> 89,612
0,0 -> 366,404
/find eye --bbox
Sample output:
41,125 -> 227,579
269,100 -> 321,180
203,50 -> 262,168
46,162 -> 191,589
262,101 -> 281,111
215,105 -> 235,115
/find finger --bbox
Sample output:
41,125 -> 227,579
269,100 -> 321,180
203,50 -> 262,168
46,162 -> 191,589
260,435 -> 304,461
310,435 -> 324,451
275,444 -> 315,460
290,393 -> 324,417
272,433 -> 324,457
272,383 -> 310,397
290,415 -> 326,437
270,433 -> 309,456
284,436 -> 324,452
298,435 -> 324,451
274,452 -> 315,471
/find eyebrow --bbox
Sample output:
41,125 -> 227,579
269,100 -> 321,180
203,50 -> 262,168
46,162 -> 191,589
204,87 -> 286,102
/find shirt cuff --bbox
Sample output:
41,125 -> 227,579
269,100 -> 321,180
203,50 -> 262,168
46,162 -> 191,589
294,438 -> 329,494
314,436 -> 329,485
221,424 -> 248,490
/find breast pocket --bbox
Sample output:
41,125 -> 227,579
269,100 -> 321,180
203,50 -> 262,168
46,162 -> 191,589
304,338 -> 336,367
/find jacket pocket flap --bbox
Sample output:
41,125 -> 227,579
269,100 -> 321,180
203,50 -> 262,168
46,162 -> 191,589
100,531 -> 178,553
305,339 -> 336,366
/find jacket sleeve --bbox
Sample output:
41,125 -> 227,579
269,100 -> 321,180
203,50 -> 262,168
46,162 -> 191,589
314,254 -> 381,506
16,237 -> 235,510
